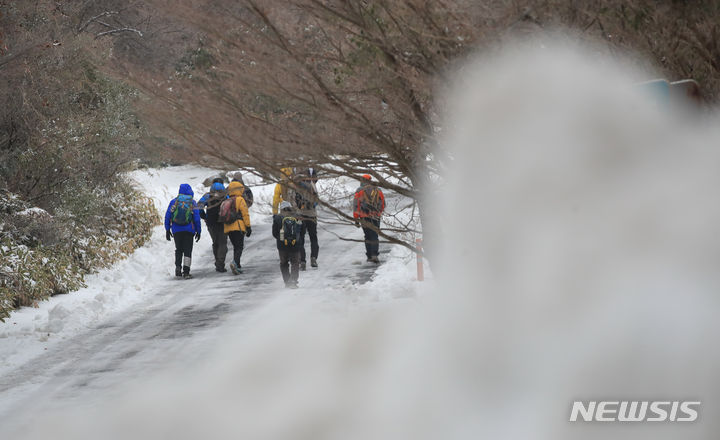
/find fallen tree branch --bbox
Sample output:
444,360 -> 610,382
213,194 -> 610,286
78,11 -> 119,33
95,28 -> 144,38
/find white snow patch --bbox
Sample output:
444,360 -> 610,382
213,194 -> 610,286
46,304 -> 71,333
17,207 -> 50,217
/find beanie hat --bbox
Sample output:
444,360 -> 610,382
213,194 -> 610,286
231,171 -> 244,183
362,174 -> 372,180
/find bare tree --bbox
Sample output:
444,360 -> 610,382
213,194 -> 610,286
103,0 -> 490,255
90,0 -> 720,255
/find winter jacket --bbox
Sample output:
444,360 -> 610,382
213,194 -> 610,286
272,167 -> 294,214
294,179 -> 318,220
165,183 -> 202,234
353,183 -> 385,219
223,181 -> 251,234
198,182 -> 228,225
272,210 -> 305,251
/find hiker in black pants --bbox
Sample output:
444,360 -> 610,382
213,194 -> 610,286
353,174 -> 385,263
295,168 -> 320,269
272,201 -> 305,288
173,232 -> 195,276
222,181 -> 252,275
164,183 -> 202,279
198,179 -> 229,272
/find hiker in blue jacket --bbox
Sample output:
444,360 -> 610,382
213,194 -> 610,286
164,183 -> 202,279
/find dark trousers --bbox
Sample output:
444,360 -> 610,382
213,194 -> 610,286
173,231 -> 194,273
361,218 -> 381,258
207,222 -> 228,269
228,230 -> 245,267
300,219 -> 319,262
278,248 -> 300,284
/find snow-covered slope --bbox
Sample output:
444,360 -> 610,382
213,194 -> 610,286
0,166 -> 213,372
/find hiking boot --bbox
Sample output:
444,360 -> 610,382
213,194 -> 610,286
300,261 -> 307,271
285,282 -> 299,289
175,267 -> 182,277
230,262 -> 242,275
310,257 -> 318,268
182,272 -> 193,279
368,256 -> 380,264
216,267 -> 227,273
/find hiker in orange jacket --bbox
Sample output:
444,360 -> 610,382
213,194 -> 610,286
353,174 -> 385,263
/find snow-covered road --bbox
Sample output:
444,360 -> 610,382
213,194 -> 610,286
0,166 -> 417,438
1,219 -> 382,432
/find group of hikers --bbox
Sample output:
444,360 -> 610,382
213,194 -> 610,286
164,169 -> 385,288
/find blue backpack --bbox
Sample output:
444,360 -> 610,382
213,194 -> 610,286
172,194 -> 194,225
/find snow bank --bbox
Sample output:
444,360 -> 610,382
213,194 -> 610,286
17,207 -> 50,217
0,166 -> 218,373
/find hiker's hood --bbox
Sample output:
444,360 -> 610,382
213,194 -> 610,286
178,183 -> 194,196
227,181 -> 245,197
280,167 -> 293,178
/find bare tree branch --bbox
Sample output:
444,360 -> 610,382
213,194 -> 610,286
95,27 -> 144,38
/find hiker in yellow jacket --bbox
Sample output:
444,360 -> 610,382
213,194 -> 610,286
224,181 -> 251,274
272,167 -> 294,214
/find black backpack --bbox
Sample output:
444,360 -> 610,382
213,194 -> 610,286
243,187 -> 254,208
279,216 -> 301,247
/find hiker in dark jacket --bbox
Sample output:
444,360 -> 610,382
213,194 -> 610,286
272,201 -> 305,288
164,183 -> 202,279
353,174 -> 385,263
295,168 -> 320,270
198,179 -> 229,272
231,172 -> 254,209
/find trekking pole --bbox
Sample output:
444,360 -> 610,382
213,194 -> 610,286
416,237 -> 424,282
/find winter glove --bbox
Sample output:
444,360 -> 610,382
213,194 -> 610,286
194,232 -> 201,242
166,230 -> 173,241
245,226 -> 252,237
354,220 -> 361,228
199,210 -> 207,220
